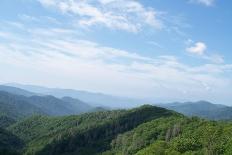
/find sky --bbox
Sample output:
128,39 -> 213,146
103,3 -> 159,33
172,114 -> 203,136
0,0 -> 232,104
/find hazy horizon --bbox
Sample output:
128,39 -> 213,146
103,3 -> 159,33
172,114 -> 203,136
0,82 -> 230,106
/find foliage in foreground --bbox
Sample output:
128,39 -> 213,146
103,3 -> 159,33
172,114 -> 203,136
9,105 -> 173,155
2,105 -> 232,155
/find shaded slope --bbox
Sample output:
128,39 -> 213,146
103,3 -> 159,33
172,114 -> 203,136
0,91 -> 45,120
61,97 -> 92,114
0,91 -> 93,120
9,105 -> 175,155
27,95 -> 82,116
0,115 -> 16,128
0,128 -> 24,155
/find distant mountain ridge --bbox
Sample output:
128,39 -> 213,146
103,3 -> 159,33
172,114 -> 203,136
0,89 -> 93,122
158,101 -> 232,120
2,84 -> 232,120
6,83 -> 146,108
0,85 -> 37,97
0,91 -> 46,120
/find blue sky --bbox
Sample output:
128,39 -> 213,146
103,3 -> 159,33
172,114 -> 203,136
0,0 -> 232,104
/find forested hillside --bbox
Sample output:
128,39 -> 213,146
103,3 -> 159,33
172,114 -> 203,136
0,128 -> 24,155
105,116 -> 232,155
0,105 -> 232,155
0,91 -> 93,121
9,105 -> 172,155
0,91 -> 45,120
0,89 -> 232,155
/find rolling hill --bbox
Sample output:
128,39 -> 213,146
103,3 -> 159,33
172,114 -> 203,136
0,91 -> 93,122
0,85 -> 36,97
1,85 -> 232,154
8,105 -> 174,155
158,101 -> 232,120
6,83 -> 146,108
61,97 -> 93,114
0,91 -> 45,120
2,84 -> 232,121
1,105 -> 232,154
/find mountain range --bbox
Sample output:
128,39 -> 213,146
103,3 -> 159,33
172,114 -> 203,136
0,87 -> 94,127
158,101 -> 232,120
1,84 -> 232,120
5,83 -> 146,108
1,84 -> 232,154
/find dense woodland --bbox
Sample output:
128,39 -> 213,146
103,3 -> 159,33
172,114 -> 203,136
1,86 -> 232,155
1,105 -> 232,155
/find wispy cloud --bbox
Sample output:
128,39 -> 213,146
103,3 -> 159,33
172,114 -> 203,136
37,0 -> 162,33
0,21 -> 231,103
0,0 -> 230,104
189,0 -> 215,6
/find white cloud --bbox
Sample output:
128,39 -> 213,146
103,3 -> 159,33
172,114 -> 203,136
186,42 -> 207,55
190,0 -> 215,6
37,0 -> 162,32
0,22 -> 232,104
186,41 -> 224,64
